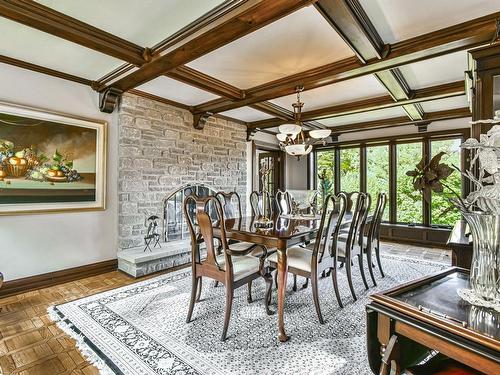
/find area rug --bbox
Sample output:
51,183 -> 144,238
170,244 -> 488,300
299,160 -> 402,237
49,254 -> 447,375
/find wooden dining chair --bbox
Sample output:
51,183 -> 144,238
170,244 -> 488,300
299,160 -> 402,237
184,194 -> 273,341
363,192 -> 387,286
336,192 -> 370,301
267,193 -> 347,323
275,190 -> 292,215
249,190 -> 272,217
216,191 -> 256,251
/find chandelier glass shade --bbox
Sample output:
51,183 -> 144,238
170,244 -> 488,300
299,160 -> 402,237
276,87 -> 331,158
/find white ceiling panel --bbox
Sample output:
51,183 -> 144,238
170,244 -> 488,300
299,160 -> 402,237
319,107 -> 407,127
399,51 -> 468,89
0,18 -> 122,79
420,95 -> 469,113
137,76 -> 219,106
270,75 -> 388,112
219,107 -> 273,122
359,0 -> 500,43
37,0 -> 225,47
187,6 -> 354,89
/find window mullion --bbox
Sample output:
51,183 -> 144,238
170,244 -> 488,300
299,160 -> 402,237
389,142 -> 397,224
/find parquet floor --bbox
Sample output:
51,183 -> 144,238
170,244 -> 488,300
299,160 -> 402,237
0,243 -> 451,375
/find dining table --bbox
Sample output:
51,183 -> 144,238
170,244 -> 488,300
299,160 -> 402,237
217,212 -> 355,342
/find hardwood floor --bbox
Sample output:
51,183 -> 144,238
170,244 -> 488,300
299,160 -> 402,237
0,265 -> 187,375
0,244 -> 451,375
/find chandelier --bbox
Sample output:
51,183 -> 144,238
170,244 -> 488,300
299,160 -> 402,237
276,86 -> 331,158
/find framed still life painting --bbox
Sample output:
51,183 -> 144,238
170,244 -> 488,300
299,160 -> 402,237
0,101 -> 107,215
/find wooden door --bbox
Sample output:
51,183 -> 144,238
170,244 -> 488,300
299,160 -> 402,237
258,151 -> 282,195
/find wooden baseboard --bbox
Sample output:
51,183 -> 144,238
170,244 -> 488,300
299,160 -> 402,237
380,223 -> 451,248
0,259 -> 118,298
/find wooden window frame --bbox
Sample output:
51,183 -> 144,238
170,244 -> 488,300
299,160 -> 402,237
311,129 -> 470,229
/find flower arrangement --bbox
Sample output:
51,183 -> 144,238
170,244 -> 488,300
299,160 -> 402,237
407,124 -> 500,307
456,125 -> 500,214
406,151 -> 457,204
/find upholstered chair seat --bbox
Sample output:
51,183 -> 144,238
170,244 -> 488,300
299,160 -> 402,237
267,247 -> 313,273
215,254 -> 262,281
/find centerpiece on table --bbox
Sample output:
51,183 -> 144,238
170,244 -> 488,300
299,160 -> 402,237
407,125 -> 500,310
254,159 -> 274,229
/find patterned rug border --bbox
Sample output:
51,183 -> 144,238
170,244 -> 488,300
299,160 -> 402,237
48,306 -> 119,375
48,254 -> 450,375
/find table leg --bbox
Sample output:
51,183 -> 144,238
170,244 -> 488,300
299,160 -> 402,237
277,240 -> 289,342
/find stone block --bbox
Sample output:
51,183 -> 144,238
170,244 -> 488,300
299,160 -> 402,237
119,157 -> 133,169
120,202 -> 138,215
135,117 -> 152,129
119,114 -> 135,128
119,146 -> 141,157
133,158 -> 153,169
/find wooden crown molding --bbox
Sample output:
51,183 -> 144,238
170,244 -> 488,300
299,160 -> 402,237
0,0 -> 147,65
102,0 -> 316,95
331,107 -> 470,135
247,80 -> 465,129
0,54 -> 92,86
193,11 -> 499,115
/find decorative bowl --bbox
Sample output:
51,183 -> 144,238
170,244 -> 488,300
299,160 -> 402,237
46,176 -> 68,183
5,163 -> 28,177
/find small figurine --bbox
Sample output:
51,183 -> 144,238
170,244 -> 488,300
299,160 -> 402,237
144,215 -> 161,252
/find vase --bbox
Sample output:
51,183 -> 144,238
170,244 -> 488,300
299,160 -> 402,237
462,212 -> 500,303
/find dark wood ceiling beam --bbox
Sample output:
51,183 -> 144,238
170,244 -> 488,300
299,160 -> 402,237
314,0 -> 388,62
164,65 -> 321,126
193,12 -> 499,114
247,80 -> 465,129
330,107 -> 470,134
315,0 -> 423,121
0,0 -> 147,65
166,65 -> 244,100
0,53 -> 250,126
103,0 -> 315,93
374,68 -> 424,120
0,54 -> 92,86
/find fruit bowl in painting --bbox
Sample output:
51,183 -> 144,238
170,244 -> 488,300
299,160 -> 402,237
5,162 -> 28,177
46,176 -> 68,183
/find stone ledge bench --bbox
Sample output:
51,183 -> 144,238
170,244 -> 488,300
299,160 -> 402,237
118,240 -> 192,278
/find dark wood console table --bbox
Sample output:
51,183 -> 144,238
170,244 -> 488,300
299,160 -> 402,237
447,220 -> 473,269
366,267 -> 499,374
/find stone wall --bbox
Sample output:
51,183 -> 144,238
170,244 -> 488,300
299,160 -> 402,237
118,93 -> 247,250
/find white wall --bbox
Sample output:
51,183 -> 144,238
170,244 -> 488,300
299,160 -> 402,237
0,64 -> 118,281
285,154 -> 308,190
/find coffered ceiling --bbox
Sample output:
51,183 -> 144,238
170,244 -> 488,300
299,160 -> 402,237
187,6 -> 354,89
0,17 -> 122,79
359,0 -> 500,43
1,0 -> 499,137
37,0 -> 225,47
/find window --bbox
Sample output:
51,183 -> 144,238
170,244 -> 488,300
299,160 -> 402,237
339,147 -> 360,193
396,142 -> 423,224
313,132 -> 466,229
366,145 -> 390,220
316,150 -> 334,196
430,139 -> 462,226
